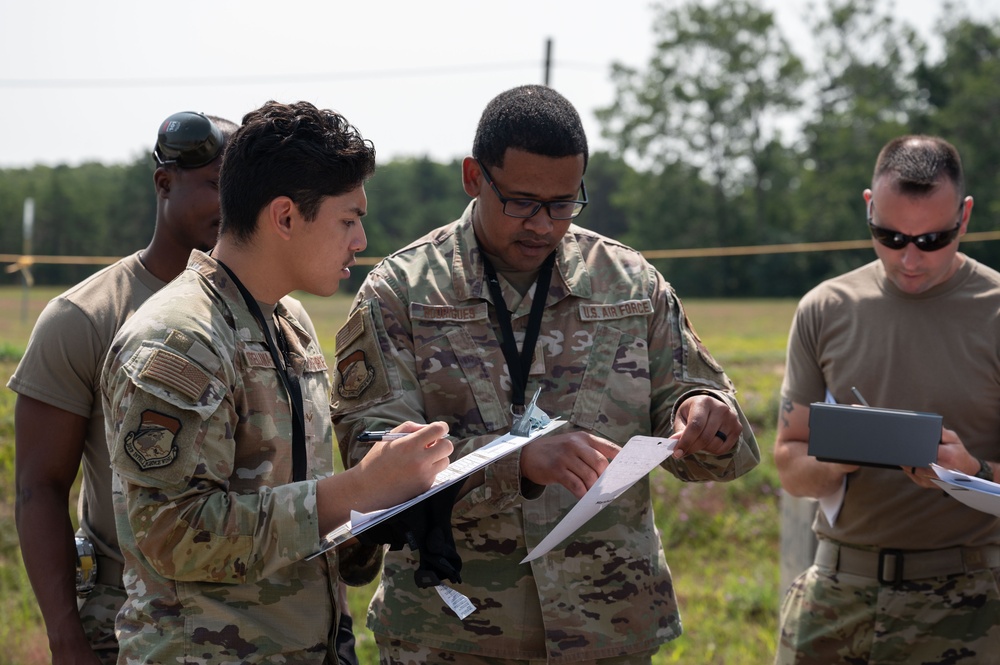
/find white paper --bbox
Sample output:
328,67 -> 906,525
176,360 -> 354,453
931,463 -> 1000,516
309,417 -> 566,558
816,389 -> 846,526
435,584 -> 476,620
521,435 -> 678,563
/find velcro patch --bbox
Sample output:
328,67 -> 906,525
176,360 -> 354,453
411,302 -> 488,323
579,299 -> 653,321
138,348 -> 211,403
244,348 -> 277,369
304,354 -> 328,373
336,349 -> 375,399
124,409 -> 181,470
337,308 -> 365,351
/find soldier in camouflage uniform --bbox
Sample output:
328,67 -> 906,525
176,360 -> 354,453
102,101 -> 455,664
775,136 -> 1000,664
332,85 -> 760,664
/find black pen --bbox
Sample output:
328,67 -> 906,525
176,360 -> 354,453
357,430 -> 408,442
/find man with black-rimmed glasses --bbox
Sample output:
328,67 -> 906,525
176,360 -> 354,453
332,84 -> 760,664
775,135 -> 1000,663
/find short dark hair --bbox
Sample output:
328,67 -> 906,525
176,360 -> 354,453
873,135 -> 964,199
472,85 -> 589,172
220,100 -> 376,242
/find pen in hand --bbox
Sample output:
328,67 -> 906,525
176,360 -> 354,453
357,430 -> 408,442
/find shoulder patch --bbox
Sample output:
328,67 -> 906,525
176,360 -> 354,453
337,308 -> 365,351
336,349 -> 375,399
138,348 -> 212,402
124,409 -> 181,470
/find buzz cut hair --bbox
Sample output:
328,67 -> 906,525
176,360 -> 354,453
472,85 -> 589,172
873,135 -> 964,199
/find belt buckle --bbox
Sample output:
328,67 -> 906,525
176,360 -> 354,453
877,548 -> 905,586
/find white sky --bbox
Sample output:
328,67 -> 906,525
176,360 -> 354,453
1,0 -> 996,168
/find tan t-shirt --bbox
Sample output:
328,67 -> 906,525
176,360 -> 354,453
782,257 -> 1000,549
7,252 -> 320,570
8,252 -> 165,565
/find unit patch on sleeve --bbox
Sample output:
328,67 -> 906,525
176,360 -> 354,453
124,410 -> 181,470
337,349 -> 375,399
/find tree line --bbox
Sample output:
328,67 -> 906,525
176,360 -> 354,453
2,0 -> 998,297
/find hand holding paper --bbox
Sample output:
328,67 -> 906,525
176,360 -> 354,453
522,435 -> 678,563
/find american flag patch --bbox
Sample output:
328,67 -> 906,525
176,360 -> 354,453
139,348 -> 211,402
336,308 -> 365,350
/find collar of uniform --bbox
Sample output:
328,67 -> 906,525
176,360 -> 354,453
187,249 -> 268,343
453,200 -> 593,303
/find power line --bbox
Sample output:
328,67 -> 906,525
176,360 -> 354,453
0,61 -> 559,90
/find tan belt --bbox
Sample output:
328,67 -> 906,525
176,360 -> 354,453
816,539 -> 1000,585
95,553 -> 125,589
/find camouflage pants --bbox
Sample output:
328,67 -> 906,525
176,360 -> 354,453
776,565 -> 1000,665
377,637 -> 657,664
77,582 -> 127,665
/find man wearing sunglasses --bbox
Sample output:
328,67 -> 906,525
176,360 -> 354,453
8,110 -> 237,664
332,85 -> 760,663
775,135 -> 1000,663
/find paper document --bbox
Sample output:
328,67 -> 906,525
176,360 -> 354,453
309,417 -> 565,558
521,435 -> 678,563
931,463 -> 1000,516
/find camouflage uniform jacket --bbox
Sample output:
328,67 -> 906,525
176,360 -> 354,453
102,250 -> 348,664
332,201 -> 760,662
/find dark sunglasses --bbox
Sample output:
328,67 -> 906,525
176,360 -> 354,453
153,111 -> 224,169
867,201 -> 963,252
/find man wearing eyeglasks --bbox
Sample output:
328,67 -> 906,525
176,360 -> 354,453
775,135 -> 1000,663
332,85 -> 760,664
8,110 -> 237,664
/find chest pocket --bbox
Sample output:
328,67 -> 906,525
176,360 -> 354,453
237,342 -> 329,488
569,322 -> 652,445
412,303 -> 509,435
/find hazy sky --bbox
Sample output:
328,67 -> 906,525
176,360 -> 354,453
2,0 -> 996,168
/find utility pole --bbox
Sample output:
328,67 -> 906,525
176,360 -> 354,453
21,197 -> 35,324
543,37 -> 553,86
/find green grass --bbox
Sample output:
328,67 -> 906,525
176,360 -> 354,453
0,286 -> 794,664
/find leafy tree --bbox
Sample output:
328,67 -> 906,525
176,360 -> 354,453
791,0 -> 927,288
917,9 -> 1000,269
597,0 -> 805,294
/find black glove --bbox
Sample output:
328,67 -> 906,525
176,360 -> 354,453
413,482 -> 463,588
355,482 -> 463,588
356,502 -> 425,552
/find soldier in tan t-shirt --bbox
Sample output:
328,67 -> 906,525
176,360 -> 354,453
775,135 -> 1000,664
8,111 -> 237,664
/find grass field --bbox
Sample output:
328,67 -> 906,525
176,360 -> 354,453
0,286 -> 795,664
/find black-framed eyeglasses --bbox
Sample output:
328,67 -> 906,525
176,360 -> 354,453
477,159 -> 588,220
867,200 -> 963,252
153,111 -> 225,169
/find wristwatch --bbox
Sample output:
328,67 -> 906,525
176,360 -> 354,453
974,457 -> 994,482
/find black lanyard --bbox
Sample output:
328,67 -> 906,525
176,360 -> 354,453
481,251 -> 555,410
217,260 -> 307,482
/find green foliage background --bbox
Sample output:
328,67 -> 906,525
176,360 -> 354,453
3,1 -> 1000,298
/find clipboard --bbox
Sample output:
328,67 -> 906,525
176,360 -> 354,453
808,402 -> 941,469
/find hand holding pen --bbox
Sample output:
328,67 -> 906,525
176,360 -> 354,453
358,430 -> 408,442
351,421 -> 454,507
